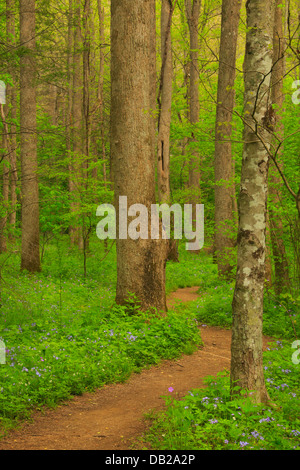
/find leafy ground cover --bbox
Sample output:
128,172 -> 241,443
0,239 -> 203,434
142,340 -> 300,450
140,249 -> 300,451
0,239 -> 299,449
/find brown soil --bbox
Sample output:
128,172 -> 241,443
0,286 -> 274,450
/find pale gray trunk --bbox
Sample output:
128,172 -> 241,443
230,0 -> 275,404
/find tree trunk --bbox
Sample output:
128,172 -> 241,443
157,0 -> 178,262
111,0 -> 167,313
0,133 -> 9,253
157,0 -> 173,203
269,0 -> 290,295
185,0 -> 201,245
70,0 -> 83,247
96,0 -> 106,185
230,0 -> 275,404
20,0 -> 41,273
214,0 -> 241,278
6,0 -> 18,236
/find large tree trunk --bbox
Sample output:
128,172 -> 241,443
111,0 -> 167,313
269,0 -> 290,295
230,0 -> 275,404
20,0 -> 41,273
214,0 -> 241,278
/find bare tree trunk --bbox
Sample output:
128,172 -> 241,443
111,0 -> 167,313
157,0 -> 178,262
214,0 -> 241,278
230,0 -> 275,404
269,0 -> 290,295
185,0 -> 201,244
70,0 -> 83,247
98,0 -> 106,185
6,0 -> 18,236
0,133 -> 9,253
157,0 -> 173,203
20,0 -> 41,273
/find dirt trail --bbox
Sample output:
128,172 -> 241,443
0,287 -> 273,450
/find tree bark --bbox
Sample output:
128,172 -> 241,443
185,0 -> 201,243
69,0 -> 83,247
214,0 -> 241,277
269,0 -> 290,295
111,0 -> 167,313
20,0 -> 41,273
157,0 -> 179,262
96,0 -> 107,185
230,0 -> 275,404
157,0 -> 173,203
6,0 -> 18,236
0,133 -> 9,253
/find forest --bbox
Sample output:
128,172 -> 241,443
0,0 -> 299,452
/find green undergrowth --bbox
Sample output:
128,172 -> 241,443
0,238 -> 299,444
140,339 -> 300,450
0,239 -> 204,435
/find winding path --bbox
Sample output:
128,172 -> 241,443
0,287 -> 273,450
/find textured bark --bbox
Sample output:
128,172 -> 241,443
20,0 -> 41,273
230,0 -> 275,404
214,0 -> 241,277
185,0 -> 201,235
157,0 -> 178,262
157,0 -> 173,203
96,0 -> 106,184
82,0 -> 90,163
0,132 -> 9,253
69,0 -> 83,247
269,0 -> 290,295
6,0 -> 18,235
111,0 -> 167,313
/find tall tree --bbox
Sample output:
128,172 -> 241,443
0,0 -> 18,251
111,0 -> 167,313
230,0 -> 275,404
20,0 -> 41,272
214,0 -> 242,277
184,0 -> 201,236
269,0 -> 290,295
69,0 -> 83,247
157,0 -> 174,204
157,0 -> 179,262
6,0 -> 18,236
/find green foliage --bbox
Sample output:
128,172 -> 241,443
143,343 -> 300,450
0,243 -> 202,434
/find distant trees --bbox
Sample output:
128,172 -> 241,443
0,0 -> 298,326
